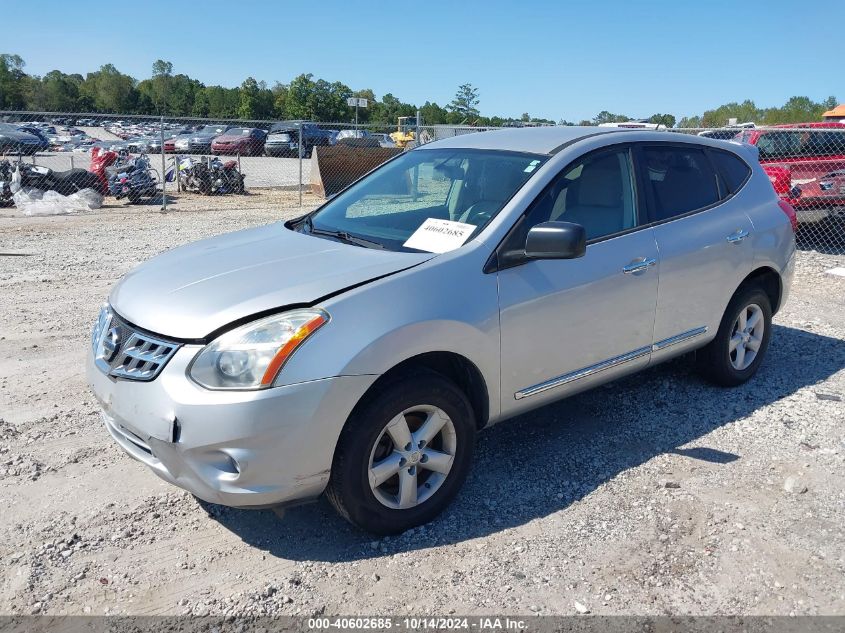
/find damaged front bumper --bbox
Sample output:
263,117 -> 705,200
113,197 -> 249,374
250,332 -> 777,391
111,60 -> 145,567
87,346 -> 377,508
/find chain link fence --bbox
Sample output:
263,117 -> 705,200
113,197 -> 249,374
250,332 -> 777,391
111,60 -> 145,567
1,110 -> 844,253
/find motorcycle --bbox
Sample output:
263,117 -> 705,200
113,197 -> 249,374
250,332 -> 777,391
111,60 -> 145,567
166,155 -> 245,195
105,152 -> 159,204
0,158 -> 103,199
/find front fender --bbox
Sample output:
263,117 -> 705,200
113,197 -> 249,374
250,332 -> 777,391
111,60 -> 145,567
275,247 -> 502,420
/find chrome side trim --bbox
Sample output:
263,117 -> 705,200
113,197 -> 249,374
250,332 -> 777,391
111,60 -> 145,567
514,346 -> 651,400
652,326 -> 708,352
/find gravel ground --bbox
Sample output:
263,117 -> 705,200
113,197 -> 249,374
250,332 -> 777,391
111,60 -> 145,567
0,199 -> 843,618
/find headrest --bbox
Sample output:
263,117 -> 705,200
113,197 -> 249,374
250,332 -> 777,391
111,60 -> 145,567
575,155 -> 622,208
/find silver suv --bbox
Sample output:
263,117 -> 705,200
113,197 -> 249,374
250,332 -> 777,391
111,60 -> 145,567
88,127 -> 796,534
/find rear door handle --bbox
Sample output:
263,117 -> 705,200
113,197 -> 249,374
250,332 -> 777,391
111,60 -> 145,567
726,229 -> 750,244
622,257 -> 657,274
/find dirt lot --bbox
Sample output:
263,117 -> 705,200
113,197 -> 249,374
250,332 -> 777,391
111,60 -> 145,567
0,196 -> 844,618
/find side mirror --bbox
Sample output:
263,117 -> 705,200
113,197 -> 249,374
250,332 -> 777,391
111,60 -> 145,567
525,221 -> 586,260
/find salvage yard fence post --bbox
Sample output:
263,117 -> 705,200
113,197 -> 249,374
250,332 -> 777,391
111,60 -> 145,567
160,115 -> 167,212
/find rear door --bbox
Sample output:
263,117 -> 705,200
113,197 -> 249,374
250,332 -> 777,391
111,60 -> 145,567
636,143 -> 755,362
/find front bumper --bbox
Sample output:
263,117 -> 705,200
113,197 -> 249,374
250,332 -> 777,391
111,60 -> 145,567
265,142 -> 299,156
187,142 -> 213,154
87,346 -> 377,508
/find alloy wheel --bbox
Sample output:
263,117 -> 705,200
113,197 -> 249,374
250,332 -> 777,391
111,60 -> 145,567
729,303 -> 764,370
367,405 -> 457,510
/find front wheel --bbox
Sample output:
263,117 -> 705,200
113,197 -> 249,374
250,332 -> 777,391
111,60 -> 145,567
326,373 -> 475,535
696,285 -> 772,387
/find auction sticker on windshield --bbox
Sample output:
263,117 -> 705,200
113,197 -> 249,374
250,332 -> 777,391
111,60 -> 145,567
403,218 -> 476,253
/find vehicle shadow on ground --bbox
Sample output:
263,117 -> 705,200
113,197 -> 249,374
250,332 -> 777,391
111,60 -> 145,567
202,324 -> 845,561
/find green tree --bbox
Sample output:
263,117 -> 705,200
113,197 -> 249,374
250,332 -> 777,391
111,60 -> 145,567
81,64 -> 138,113
41,70 -> 80,111
649,113 -> 676,128
419,101 -> 449,125
192,88 -> 210,117
677,115 -> 702,128
0,54 -> 27,109
448,83 -> 480,123
700,100 -> 760,127
593,110 -> 630,125
271,81 -> 288,119
238,76 -> 259,119
150,59 -> 172,113
285,73 -> 315,119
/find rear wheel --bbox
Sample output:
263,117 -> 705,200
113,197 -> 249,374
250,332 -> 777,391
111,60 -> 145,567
326,373 -> 475,535
696,285 -> 772,386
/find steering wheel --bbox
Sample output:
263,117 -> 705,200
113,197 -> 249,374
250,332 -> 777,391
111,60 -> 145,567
460,200 -> 499,226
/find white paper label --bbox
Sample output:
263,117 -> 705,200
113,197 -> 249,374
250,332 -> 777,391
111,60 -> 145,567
403,218 -> 476,253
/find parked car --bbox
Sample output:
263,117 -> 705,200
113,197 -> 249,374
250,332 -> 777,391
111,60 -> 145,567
211,127 -> 267,156
15,126 -> 51,151
164,133 -> 192,153
125,137 -> 157,154
264,122 -> 331,157
371,133 -> 397,148
736,122 -> 845,224
698,128 -> 748,140
187,124 -> 235,154
0,123 -> 45,155
335,129 -> 381,148
88,127 -> 795,535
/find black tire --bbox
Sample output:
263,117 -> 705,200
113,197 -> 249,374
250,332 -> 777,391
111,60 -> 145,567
326,372 -> 476,535
696,285 -> 773,387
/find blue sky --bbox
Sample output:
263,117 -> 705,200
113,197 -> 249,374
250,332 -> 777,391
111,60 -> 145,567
5,0 -> 842,121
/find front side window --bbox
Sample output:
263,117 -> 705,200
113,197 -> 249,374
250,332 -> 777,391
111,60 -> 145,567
302,149 -> 546,252
529,149 -> 638,241
497,148 -> 638,264
642,146 -> 719,220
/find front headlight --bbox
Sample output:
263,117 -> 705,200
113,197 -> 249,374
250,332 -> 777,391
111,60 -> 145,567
188,309 -> 329,390
91,304 -> 112,355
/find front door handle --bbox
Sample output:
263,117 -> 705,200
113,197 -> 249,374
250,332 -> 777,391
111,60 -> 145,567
622,257 -> 657,275
726,229 -> 750,244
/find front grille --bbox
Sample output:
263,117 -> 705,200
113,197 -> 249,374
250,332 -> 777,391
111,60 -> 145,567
93,311 -> 181,382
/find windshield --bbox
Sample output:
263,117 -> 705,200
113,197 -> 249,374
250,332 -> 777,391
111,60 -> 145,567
199,125 -> 227,134
302,148 -> 546,252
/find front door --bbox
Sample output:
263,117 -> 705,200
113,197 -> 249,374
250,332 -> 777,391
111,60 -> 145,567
496,146 -> 660,417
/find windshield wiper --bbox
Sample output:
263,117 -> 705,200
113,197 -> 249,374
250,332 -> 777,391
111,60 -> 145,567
302,216 -> 385,249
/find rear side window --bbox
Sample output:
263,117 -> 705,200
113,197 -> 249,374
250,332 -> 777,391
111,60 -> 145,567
641,146 -> 719,220
711,150 -> 752,195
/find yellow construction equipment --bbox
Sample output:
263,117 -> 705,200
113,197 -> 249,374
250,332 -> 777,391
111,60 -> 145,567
390,116 -> 417,149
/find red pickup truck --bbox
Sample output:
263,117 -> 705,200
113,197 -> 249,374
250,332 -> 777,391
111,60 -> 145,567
735,122 -> 845,224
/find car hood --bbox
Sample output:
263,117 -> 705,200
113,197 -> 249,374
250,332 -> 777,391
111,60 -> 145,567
191,132 -> 222,141
109,223 -> 434,339
213,134 -> 248,143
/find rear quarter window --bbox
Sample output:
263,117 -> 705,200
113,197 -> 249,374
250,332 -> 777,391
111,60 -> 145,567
710,150 -> 752,196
